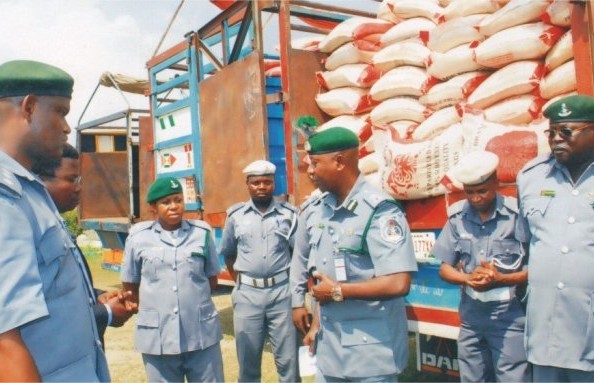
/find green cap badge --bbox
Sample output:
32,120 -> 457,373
147,176 -> 183,203
544,95 -> 594,124
306,126 -> 359,155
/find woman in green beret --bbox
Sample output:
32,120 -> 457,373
121,176 -> 224,382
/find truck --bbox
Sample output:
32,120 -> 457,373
77,0 -> 594,378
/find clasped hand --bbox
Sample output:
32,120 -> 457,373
466,261 -> 500,291
97,290 -> 138,327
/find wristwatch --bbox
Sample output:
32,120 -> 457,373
331,284 -> 344,302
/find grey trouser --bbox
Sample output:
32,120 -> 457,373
232,279 -> 299,382
142,343 -> 224,382
458,295 -> 531,382
533,364 -> 594,382
315,369 -> 398,382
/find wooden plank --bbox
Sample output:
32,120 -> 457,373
138,116 -> 155,221
80,152 -> 129,220
199,52 -> 268,214
571,1 -> 594,95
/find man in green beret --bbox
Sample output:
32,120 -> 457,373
301,127 -> 418,381
0,60 -> 110,381
516,94 -> 594,381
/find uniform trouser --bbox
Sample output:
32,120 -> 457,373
458,294 -> 531,383
232,279 -> 299,383
142,343 -> 224,383
533,364 -> 594,382
315,369 -> 398,382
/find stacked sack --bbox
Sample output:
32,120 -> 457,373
312,0 -> 575,200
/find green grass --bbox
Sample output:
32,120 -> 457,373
85,250 -> 455,382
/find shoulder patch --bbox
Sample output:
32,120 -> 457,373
447,200 -> 466,218
187,219 -> 212,232
279,200 -> 298,213
128,221 -> 154,236
226,202 -> 246,217
519,154 -> 553,175
502,196 -> 518,214
0,166 -> 22,198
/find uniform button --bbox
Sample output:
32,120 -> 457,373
572,190 -> 579,196
323,258 -> 327,264
568,217 -> 576,224
174,307 -> 179,314
329,228 -> 334,235
172,286 -> 178,292
363,336 -> 368,343
481,226 -> 485,230
96,340 -> 102,348
480,250 -> 485,255
322,316 -> 327,321
172,265 -> 177,270
561,246 -> 569,254
89,298 -> 94,304
557,282 -> 565,289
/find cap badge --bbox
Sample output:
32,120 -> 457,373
558,103 -> 572,118
170,180 -> 180,189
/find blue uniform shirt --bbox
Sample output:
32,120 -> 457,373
219,199 -> 297,278
517,155 -> 594,371
121,219 -> 222,355
309,175 -> 417,379
432,194 -> 524,276
0,151 -> 109,382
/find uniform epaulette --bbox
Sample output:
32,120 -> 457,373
299,191 -> 327,212
447,199 -> 466,218
226,202 -> 246,217
362,190 -> 390,208
0,165 -> 22,199
128,221 -> 154,237
279,200 -> 297,214
502,196 -> 519,214
187,219 -> 212,232
519,154 -> 553,175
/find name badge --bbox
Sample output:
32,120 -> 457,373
334,256 -> 347,282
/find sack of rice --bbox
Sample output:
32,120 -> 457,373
483,94 -> 547,125
381,17 -> 436,47
324,40 -> 380,70
372,120 -> 419,143
477,0 -> 549,36
370,66 -> 437,101
315,87 -> 378,116
316,64 -> 382,90
544,29 -> 572,72
441,0 -> 502,22
427,42 -> 483,80
420,71 -> 490,110
370,97 -> 430,125
421,14 -> 486,53
319,17 -> 394,53
388,0 -> 443,22
413,105 -> 463,140
317,114 -> 372,141
542,0 -> 571,27
539,60 -> 577,100
372,39 -> 430,72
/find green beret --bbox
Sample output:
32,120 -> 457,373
147,176 -> 183,203
544,95 -> 594,124
305,127 -> 359,155
0,60 -> 74,99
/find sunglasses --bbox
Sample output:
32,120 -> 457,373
544,124 -> 594,140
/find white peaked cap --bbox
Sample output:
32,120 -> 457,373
453,151 -> 499,186
242,160 -> 276,176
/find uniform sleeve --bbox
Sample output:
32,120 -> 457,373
290,212 -> 310,308
431,220 -> 460,266
120,235 -> 141,283
366,202 -> 418,276
515,198 -> 531,244
204,231 -> 221,278
218,217 -> 237,262
0,198 -> 48,334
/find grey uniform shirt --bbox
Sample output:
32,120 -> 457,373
517,155 -> 594,371
432,195 -> 524,275
0,151 -> 109,382
309,176 -> 418,379
219,199 -> 297,278
121,219 -> 222,355
290,192 -> 326,308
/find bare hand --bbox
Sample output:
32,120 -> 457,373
303,328 -> 317,355
311,273 -> 335,305
292,307 -> 311,335
97,290 -> 119,304
107,292 -> 134,327
119,290 -> 139,313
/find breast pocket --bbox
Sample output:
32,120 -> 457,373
38,226 -> 76,298
491,239 -> 524,273
182,249 -> 206,280
140,248 -> 164,281
455,239 -> 474,273
522,197 -> 552,239
272,216 -> 292,252
236,225 -> 253,253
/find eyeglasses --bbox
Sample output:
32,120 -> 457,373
544,124 -> 594,140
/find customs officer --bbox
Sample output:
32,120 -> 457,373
432,151 -> 530,382
303,127 -> 418,382
0,60 -> 109,381
220,160 -> 299,382
121,177 -> 224,382
517,95 -> 594,382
